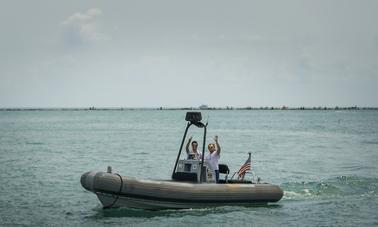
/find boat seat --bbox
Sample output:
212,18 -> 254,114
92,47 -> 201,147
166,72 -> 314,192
172,172 -> 198,182
218,164 -> 230,182
218,164 -> 230,174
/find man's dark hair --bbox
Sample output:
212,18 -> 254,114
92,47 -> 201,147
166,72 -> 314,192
191,141 -> 198,145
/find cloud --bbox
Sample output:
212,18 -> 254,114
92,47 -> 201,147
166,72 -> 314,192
61,8 -> 109,46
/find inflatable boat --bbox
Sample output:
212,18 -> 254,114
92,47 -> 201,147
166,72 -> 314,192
80,112 -> 283,209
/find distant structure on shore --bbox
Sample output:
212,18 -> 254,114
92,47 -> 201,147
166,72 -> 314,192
199,104 -> 208,110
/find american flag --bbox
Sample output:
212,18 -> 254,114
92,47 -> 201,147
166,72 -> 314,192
237,153 -> 251,180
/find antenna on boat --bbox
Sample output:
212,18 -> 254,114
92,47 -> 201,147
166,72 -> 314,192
205,113 -> 210,125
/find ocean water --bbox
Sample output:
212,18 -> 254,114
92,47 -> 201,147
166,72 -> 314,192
0,110 -> 377,226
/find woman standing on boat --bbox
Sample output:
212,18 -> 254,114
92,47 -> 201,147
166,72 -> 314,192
206,135 -> 221,183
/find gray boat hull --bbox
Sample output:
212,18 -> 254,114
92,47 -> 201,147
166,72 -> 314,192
81,171 -> 283,209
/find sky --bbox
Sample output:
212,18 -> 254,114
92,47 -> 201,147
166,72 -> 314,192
1,0 -> 378,108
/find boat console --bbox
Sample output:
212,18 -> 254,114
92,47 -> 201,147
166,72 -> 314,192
173,159 -> 215,183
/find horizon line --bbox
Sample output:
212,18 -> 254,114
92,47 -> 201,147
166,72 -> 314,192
1,105 -> 377,111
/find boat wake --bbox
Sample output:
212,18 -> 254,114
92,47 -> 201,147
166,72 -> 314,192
281,176 -> 378,200
92,204 -> 280,218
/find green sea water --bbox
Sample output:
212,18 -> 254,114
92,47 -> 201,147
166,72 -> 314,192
0,110 -> 377,226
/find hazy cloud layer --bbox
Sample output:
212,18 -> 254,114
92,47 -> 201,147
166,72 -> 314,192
0,0 -> 377,108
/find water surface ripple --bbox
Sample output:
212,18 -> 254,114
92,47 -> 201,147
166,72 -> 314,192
0,110 -> 377,226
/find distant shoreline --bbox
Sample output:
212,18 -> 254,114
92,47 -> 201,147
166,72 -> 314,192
1,106 -> 377,111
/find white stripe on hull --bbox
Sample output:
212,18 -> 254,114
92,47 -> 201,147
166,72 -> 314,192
96,192 -> 267,210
